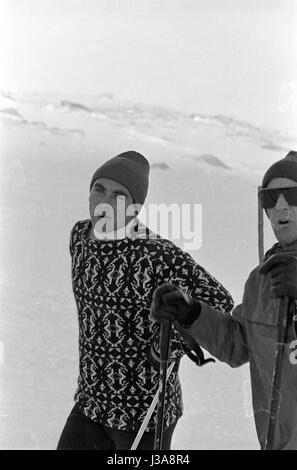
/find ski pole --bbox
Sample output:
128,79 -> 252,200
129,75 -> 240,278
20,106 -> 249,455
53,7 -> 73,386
130,361 -> 175,450
264,296 -> 290,450
154,320 -> 172,450
258,185 -> 264,264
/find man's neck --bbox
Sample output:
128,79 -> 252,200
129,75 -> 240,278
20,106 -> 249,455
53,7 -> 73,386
92,218 -> 136,241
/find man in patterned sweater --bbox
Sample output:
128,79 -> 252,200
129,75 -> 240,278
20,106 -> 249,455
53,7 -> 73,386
57,150 -> 234,450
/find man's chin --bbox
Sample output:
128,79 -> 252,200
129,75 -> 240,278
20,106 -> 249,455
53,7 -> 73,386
274,231 -> 297,246
91,217 -> 113,230
92,221 -> 129,235
93,226 -> 115,235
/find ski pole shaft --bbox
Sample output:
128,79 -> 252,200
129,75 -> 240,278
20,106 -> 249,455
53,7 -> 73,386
258,185 -> 264,264
264,296 -> 290,450
130,361 -> 175,450
154,321 -> 172,450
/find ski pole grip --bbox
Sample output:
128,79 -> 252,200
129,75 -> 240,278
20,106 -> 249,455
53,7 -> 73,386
159,321 -> 172,362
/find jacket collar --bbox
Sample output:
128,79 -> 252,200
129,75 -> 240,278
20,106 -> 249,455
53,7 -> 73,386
264,238 -> 297,261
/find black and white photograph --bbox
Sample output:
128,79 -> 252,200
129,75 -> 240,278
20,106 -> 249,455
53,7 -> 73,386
0,0 -> 297,453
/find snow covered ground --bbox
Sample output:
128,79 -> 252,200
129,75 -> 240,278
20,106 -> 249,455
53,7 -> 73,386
0,0 -> 297,450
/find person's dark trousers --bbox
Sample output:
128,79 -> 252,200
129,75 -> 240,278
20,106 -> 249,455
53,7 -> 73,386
57,404 -> 177,450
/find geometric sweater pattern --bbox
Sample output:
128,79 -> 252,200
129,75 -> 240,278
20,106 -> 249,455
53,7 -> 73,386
70,218 -> 234,432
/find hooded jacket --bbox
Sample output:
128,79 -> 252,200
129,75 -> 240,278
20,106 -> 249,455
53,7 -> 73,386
186,240 -> 297,450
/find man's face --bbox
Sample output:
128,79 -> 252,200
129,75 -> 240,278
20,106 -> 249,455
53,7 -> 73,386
89,178 -> 134,233
267,177 -> 297,246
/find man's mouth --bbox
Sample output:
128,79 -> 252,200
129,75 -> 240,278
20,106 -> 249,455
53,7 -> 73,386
94,208 -> 109,219
274,219 -> 291,231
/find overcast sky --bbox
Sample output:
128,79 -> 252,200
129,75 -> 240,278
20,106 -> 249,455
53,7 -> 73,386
1,0 -> 296,133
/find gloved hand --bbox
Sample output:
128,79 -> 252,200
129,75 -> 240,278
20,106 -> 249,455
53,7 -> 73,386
150,283 -> 201,327
259,253 -> 297,299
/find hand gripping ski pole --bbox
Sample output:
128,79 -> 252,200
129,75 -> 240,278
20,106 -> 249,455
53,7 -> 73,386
264,296 -> 291,450
154,321 -> 172,450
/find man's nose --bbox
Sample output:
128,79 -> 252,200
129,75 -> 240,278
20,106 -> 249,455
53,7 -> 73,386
93,192 -> 112,205
275,194 -> 289,211
101,193 -> 112,205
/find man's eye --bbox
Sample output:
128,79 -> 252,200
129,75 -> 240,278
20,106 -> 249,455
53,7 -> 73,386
95,187 -> 104,192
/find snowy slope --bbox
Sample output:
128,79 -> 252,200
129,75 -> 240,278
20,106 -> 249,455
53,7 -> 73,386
0,90 -> 296,449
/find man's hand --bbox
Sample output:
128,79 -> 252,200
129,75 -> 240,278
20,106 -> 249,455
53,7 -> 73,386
150,283 -> 199,327
259,253 -> 297,299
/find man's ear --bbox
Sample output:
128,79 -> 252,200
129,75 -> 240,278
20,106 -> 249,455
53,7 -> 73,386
127,202 -> 142,220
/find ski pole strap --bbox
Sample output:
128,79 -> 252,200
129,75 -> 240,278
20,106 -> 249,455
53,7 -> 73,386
181,329 -> 216,366
185,347 -> 216,366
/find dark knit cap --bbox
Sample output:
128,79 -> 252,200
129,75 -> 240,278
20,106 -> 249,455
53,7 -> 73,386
262,150 -> 297,188
90,151 -> 150,205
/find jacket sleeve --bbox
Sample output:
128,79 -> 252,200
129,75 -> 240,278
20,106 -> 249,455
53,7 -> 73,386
182,268 -> 258,367
158,244 -> 234,314
183,300 -> 249,368
150,243 -> 235,364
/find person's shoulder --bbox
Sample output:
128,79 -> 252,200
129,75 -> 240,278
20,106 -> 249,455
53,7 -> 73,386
244,263 -> 264,295
142,230 -> 194,263
138,226 -> 175,249
70,218 -> 90,237
69,219 -> 89,256
245,242 -> 280,285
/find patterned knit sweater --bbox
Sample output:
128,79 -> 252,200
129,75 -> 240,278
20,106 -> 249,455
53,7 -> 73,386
70,218 -> 234,432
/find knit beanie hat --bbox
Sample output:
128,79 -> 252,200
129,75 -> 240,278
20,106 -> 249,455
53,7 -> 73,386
90,151 -> 150,205
262,150 -> 297,188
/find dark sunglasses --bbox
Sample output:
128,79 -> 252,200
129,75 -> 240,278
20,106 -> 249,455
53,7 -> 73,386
258,187 -> 297,209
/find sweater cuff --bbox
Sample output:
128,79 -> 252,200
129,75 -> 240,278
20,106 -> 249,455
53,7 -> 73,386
179,298 -> 202,328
